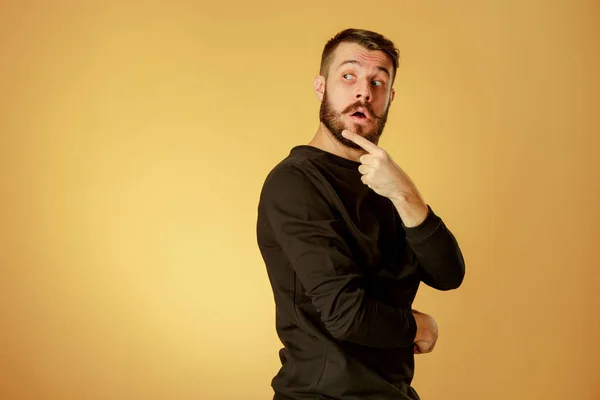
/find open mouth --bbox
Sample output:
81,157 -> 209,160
350,110 -> 370,122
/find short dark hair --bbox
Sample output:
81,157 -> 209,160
319,28 -> 400,83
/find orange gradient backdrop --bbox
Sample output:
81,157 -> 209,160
2,1 -> 599,399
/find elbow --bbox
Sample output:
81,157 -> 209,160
436,249 -> 466,290
438,263 -> 466,290
327,325 -> 352,341
319,294 -> 363,341
423,262 -> 465,291
323,310 -> 359,341
435,273 -> 464,291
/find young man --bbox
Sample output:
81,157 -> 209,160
256,28 -> 466,400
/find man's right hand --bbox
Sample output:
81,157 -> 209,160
411,309 -> 438,354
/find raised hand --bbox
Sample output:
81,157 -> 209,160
341,129 -> 429,227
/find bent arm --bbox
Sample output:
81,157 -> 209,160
259,165 -> 417,348
402,205 -> 466,290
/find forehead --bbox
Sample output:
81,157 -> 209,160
330,42 -> 393,73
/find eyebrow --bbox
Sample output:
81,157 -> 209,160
337,59 -> 391,79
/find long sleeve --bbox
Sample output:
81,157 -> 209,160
259,164 -> 417,348
402,205 -> 466,291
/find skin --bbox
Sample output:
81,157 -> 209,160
309,41 -> 394,161
308,41 -> 438,354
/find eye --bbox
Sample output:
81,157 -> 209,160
372,80 -> 384,87
343,73 -> 354,80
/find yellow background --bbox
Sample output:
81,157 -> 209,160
2,1 -> 599,399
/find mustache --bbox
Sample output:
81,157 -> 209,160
342,101 -> 381,119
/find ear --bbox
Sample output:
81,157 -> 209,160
314,75 -> 325,101
389,87 -> 396,104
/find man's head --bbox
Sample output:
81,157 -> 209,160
315,28 -> 399,149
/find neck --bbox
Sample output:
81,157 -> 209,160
308,123 -> 367,162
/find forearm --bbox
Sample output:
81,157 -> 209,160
349,297 -> 418,347
411,228 -> 465,290
318,281 -> 417,348
396,203 -> 465,290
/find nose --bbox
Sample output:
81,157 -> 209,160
355,80 -> 372,102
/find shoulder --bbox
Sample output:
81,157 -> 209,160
260,146 -> 333,188
260,157 -> 318,201
257,152 -> 336,219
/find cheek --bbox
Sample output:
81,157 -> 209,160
326,89 -> 349,110
376,93 -> 391,110
327,84 -> 345,98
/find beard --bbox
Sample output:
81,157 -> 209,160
319,89 -> 390,150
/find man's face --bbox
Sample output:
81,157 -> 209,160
318,42 -> 395,149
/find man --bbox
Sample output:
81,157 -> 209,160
256,28 -> 465,400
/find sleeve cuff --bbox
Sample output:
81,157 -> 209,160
403,204 -> 442,244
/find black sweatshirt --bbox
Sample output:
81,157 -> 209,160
256,145 -> 465,400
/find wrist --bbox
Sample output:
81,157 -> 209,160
412,311 -> 426,342
392,195 -> 428,228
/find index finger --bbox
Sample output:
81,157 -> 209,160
342,129 -> 380,154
